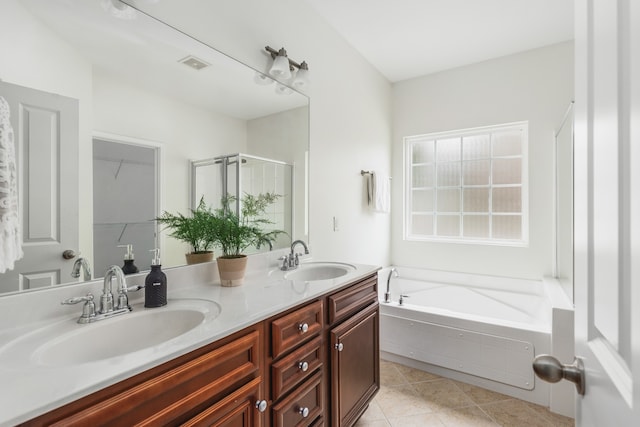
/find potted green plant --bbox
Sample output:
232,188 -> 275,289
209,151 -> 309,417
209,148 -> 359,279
214,192 -> 285,286
155,197 -> 218,265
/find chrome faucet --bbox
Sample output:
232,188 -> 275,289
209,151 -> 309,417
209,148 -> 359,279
62,265 -> 144,324
102,265 -> 130,313
384,268 -> 398,303
281,240 -> 310,271
71,257 -> 92,281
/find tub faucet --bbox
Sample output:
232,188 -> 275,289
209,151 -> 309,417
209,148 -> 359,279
384,268 -> 398,303
71,257 -> 92,281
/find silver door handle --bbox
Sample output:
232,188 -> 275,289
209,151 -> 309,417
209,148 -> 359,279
533,355 -> 585,395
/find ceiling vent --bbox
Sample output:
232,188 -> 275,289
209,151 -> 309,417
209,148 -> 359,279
178,55 -> 210,71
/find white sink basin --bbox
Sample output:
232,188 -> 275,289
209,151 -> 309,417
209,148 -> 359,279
284,262 -> 356,281
0,298 -> 221,367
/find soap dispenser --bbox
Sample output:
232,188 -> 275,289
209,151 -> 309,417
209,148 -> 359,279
145,248 -> 167,308
118,244 -> 139,275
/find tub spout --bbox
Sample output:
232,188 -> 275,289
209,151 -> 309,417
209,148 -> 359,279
384,268 -> 398,303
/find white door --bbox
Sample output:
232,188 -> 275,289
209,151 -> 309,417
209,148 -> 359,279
0,81 -> 79,293
573,0 -> 640,425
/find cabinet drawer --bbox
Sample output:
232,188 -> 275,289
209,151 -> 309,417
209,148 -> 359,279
309,416 -> 325,427
182,377 -> 262,427
328,274 -> 377,325
31,329 -> 261,427
271,300 -> 323,359
271,336 -> 323,401
271,371 -> 323,427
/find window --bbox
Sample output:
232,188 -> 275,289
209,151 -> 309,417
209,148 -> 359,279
404,122 -> 528,245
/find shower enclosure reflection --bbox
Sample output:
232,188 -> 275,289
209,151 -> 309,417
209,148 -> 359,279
192,154 -> 294,252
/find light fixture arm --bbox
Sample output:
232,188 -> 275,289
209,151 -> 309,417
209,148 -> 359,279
265,46 -> 309,71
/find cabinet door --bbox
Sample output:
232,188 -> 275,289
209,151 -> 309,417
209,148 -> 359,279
330,303 -> 379,427
182,377 -> 264,427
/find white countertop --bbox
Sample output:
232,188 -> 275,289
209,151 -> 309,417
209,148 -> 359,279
0,256 -> 379,426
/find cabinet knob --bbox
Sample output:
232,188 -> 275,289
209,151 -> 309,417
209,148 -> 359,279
298,406 -> 310,418
298,323 -> 309,333
298,361 -> 309,372
335,342 -> 344,352
255,400 -> 267,412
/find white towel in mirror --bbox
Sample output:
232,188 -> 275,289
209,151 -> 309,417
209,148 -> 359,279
0,96 -> 23,273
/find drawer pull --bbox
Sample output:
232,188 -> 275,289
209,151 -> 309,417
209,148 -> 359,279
335,342 -> 344,352
298,361 -> 309,372
255,400 -> 268,412
298,323 -> 309,333
298,406 -> 310,418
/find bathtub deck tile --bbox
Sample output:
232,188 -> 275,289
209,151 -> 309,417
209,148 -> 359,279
387,413 -> 445,427
394,363 -> 441,383
375,384 -> 437,419
367,359 -> 575,427
411,379 -> 477,410
379,360 -> 407,386
436,406 -> 500,427
478,399 -> 551,427
523,402 -> 574,427
452,380 -> 513,405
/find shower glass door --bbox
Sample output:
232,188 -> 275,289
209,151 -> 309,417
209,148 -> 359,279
191,153 -> 293,252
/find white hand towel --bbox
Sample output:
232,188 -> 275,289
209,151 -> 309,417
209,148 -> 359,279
372,172 -> 391,213
0,96 -> 23,273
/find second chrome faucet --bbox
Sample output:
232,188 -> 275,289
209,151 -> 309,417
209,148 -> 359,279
281,240 -> 309,271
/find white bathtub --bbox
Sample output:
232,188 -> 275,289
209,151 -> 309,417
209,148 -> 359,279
378,267 -> 574,413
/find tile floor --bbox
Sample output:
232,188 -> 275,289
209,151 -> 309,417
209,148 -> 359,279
355,359 -> 574,427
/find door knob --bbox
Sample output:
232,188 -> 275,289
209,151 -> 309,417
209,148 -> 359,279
533,354 -> 585,395
62,250 -> 77,260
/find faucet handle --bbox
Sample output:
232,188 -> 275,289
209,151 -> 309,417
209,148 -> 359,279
399,294 -> 410,306
62,293 -> 96,323
61,293 -> 94,305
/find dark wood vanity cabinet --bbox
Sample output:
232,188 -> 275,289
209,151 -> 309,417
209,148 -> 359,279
22,273 -> 379,427
20,324 -> 266,427
327,275 -> 380,427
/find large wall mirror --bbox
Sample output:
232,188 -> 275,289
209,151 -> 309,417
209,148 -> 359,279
0,0 -> 309,295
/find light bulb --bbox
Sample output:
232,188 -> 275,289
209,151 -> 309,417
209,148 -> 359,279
269,49 -> 292,80
292,65 -> 309,89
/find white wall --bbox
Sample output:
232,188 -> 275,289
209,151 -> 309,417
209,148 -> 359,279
134,0 -> 393,267
93,70 -> 248,267
247,107 -> 309,245
391,42 -> 574,280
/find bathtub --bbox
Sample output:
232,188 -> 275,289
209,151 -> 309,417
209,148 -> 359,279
378,267 -> 574,413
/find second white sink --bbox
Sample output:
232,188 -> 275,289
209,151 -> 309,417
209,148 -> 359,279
284,262 -> 356,281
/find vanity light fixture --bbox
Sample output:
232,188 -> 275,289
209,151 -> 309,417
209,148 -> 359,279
265,46 -> 310,91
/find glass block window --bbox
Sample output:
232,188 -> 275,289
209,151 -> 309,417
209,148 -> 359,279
405,122 -> 528,245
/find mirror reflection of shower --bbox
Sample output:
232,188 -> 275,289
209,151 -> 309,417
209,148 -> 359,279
554,101 -> 574,302
191,153 -> 293,252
